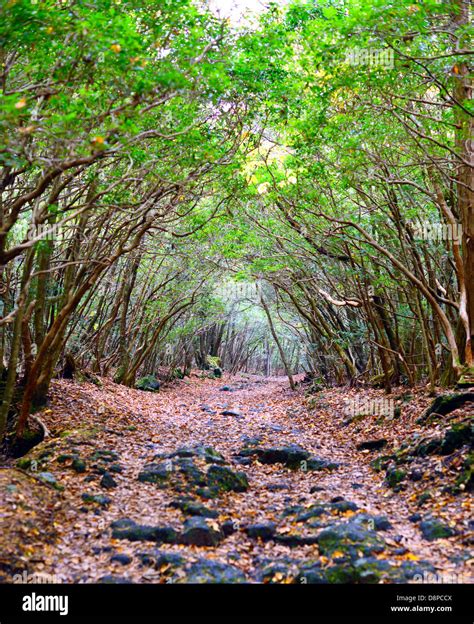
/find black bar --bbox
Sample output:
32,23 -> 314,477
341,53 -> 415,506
0,583 -> 471,622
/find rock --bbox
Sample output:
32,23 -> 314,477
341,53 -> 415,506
135,375 -> 160,392
306,456 -> 340,471
238,444 -> 310,468
221,519 -> 238,536
110,553 -> 132,565
417,491 -> 432,506
353,513 -> 392,531
259,559 -> 299,583
408,513 -> 422,523
385,467 -> 406,488
421,393 -> 474,420
137,462 -> 170,486
221,409 -> 242,417
169,498 -> 218,518
91,449 -> 119,463
81,493 -> 111,507
274,533 -> 320,547
100,472 -> 118,489
316,522 -> 386,557
213,367 -> 222,378
109,463 -> 124,473
440,421 -> 472,455
233,456 -> 252,466
37,472 -> 63,491
420,517 -> 455,541
456,452 -> 473,492
180,517 -> 224,547
71,458 -> 87,473
169,445 -> 226,465
206,465 -> 249,493
111,518 -> 179,543
137,551 -> 186,570
266,483 -> 291,491
296,563 -> 327,584
409,469 -> 423,482
245,523 -> 276,541
356,439 -> 388,451
177,560 -> 246,583
296,500 -> 358,522
219,386 -> 232,391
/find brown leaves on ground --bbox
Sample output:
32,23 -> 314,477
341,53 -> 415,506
0,375 -> 472,584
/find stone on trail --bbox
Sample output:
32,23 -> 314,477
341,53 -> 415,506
420,517 -> 455,541
237,443 -> 339,471
100,472 -> 118,489
110,553 -> 132,565
244,523 -> 276,541
180,517 -> 224,547
137,462 -> 170,487
356,439 -> 388,451
176,559 -> 247,584
169,497 -> 218,518
81,492 -> 111,507
316,521 -> 386,557
110,518 -> 179,544
206,464 -> 249,493
221,409 -> 242,417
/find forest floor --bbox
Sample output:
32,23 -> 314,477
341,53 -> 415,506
0,374 -> 472,584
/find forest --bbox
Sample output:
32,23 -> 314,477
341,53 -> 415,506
0,0 -> 472,616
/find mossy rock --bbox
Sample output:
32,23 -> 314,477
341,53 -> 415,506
370,455 -> 393,472
421,393 -> 474,420
316,522 -> 386,558
385,467 -> 406,488
455,453 -> 474,492
135,375 -> 160,392
206,464 -> 249,493
137,462 -> 171,487
417,491 -> 433,506
177,559 -> 246,583
420,517 -> 455,541
440,421 -> 473,455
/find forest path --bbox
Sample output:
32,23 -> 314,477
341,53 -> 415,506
2,375 -> 471,584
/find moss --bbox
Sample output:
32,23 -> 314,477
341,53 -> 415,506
370,455 -> 393,471
417,491 -> 432,506
455,453 -> 474,492
385,467 -> 406,488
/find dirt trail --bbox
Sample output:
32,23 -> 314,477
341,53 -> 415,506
1,376 -> 472,584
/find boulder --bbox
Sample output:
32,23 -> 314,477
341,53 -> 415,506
100,472 -> 118,489
316,521 -> 386,557
137,462 -> 170,487
244,523 -> 276,541
169,498 -> 218,518
356,439 -> 388,451
420,517 -> 455,541
177,559 -> 246,583
206,465 -> 249,493
135,376 -> 160,392
110,518 -> 179,543
180,517 -> 224,547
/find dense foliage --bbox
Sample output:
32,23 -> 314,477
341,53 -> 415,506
0,0 -> 472,446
